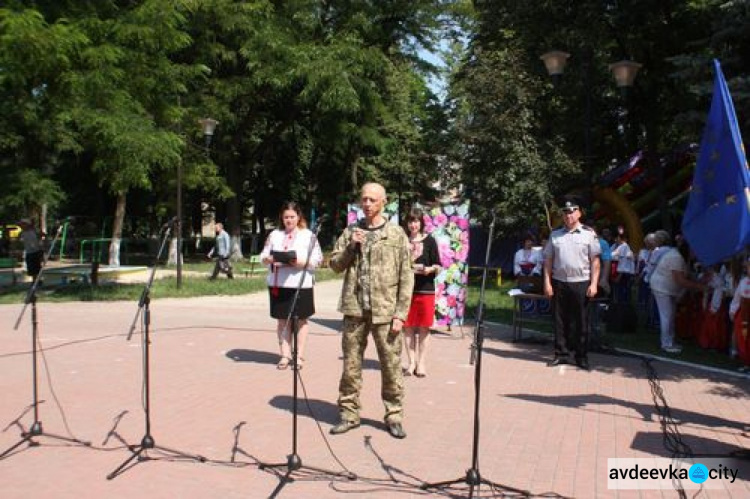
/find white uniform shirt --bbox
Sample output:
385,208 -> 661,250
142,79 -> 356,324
543,224 -> 601,283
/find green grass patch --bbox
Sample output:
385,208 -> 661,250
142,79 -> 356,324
466,277 -> 745,372
0,268 -> 339,304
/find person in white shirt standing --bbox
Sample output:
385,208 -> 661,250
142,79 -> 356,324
260,202 -> 323,370
612,232 -> 635,304
649,238 -> 707,353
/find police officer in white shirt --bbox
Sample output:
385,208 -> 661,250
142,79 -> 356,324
543,197 -> 601,370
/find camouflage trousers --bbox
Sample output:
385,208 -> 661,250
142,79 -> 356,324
337,314 -> 404,424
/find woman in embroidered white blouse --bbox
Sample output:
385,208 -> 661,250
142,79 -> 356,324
260,202 -> 323,370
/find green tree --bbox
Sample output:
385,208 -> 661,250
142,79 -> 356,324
0,8 -> 79,227
62,0 -> 206,265
457,0 -> 741,234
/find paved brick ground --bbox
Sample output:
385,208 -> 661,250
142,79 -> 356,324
1,278 -> 748,498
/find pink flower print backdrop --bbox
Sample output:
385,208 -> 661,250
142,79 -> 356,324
346,200 -> 470,326
424,201 -> 470,326
346,201 -> 400,226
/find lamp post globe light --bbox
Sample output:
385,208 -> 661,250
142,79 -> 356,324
609,60 -> 643,90
175,117 -> 219,288
539,51 -> 570,87
540,50 -> 641,205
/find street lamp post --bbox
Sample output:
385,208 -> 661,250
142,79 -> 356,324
609,60 -> 643,154
176,117 -> 219,289
540,51 -> 641,206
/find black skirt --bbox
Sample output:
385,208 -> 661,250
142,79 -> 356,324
269,287 -> 315,320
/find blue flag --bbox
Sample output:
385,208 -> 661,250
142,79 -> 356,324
682,59 -> 750,265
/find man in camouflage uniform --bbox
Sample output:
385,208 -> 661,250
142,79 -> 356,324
328,182 -> 414,439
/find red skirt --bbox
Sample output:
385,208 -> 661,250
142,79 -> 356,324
405,293 -> 436,328
699,302 -> 728,351
676,294 -> 700,339
735,302 -> 750,366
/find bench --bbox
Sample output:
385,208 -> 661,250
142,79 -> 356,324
0,257 -> 18,286
0,257 -> 17,268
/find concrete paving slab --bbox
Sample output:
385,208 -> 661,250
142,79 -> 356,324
1,279 -> 748,498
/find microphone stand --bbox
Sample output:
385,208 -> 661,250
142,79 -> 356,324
422,214 -> 523,497
107,219 -> 206,479
2,224 -> 91,459
259,218 -> 355,498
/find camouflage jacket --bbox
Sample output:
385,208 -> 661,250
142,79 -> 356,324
329,221 -> 414,324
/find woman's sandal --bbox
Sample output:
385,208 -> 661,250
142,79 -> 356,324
277,356 -> 291,370
292,357 -> 305,371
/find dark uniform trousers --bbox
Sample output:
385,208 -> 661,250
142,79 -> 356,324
552,279 -> 590,360
337,313 -> 404,425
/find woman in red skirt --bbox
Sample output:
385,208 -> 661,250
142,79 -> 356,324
403,208 -> 441,377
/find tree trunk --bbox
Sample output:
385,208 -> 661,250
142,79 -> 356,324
226,161 -> 243,259
108,192 -> 126,267
230,234 -> 243,260
168,237 -> 180,265
40,203 -> 48,238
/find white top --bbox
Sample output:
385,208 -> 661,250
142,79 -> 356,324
644,246 -> 670,283
513,248 -> 542,276
649,248 -> 688,297
613,242 -> 635,274
730,276 -> 750,317
543,224 -> 601,283
260,228 -> 323,289
703,272 -> 725,313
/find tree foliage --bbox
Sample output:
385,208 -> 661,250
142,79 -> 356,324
454,0 -> 749,234
2,0 -> 747,252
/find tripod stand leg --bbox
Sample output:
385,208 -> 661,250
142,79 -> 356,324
421,467 -> 480,490
0,436 -> 35,459
107,444 -> 148,480
1,422 -> 91,460
151,443 -> 207,463
107,433 -> 206,480
260,454 -> 356,498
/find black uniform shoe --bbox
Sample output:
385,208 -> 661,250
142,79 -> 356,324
548,357 -> 569,367
575,357 -> 590,370
387,422 -> 406,439
329,420 -> 360,435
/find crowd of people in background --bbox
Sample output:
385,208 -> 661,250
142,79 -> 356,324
512,205 -> 750,372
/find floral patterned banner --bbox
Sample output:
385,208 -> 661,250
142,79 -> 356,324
423,201 -> 470,326
346,201 -> 400,226
346,200 -> 470,326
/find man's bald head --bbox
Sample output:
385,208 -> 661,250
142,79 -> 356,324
360,182 -> 387,225
361,182 -> 386,201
